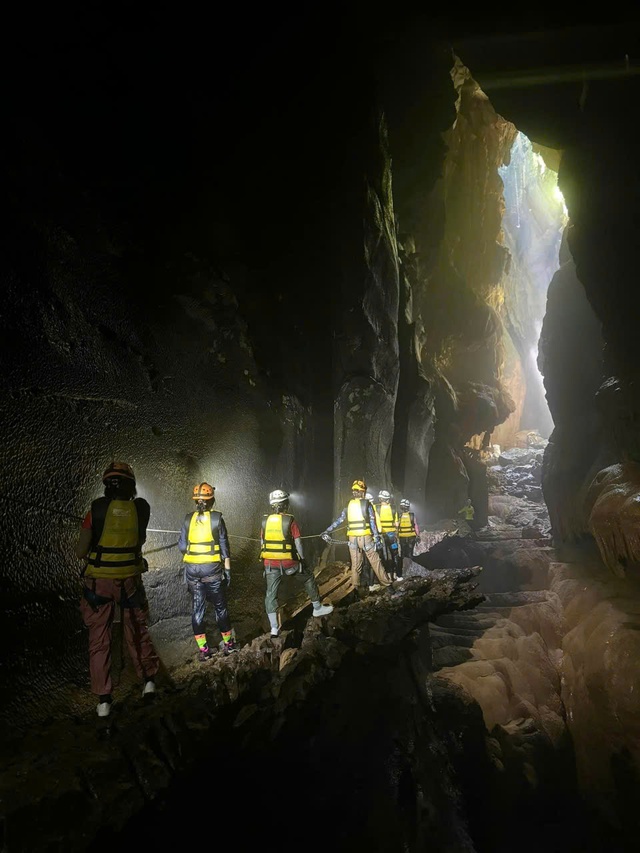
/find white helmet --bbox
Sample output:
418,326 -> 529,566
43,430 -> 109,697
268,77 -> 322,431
365,493 -> 373,501
269,489 -> 290,506
378,489 -> 392,501
400,498 -> 410,510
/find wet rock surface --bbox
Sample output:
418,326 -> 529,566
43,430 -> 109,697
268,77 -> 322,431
1,572 -> 487,853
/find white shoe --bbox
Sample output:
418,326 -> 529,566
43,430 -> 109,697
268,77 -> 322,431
97,702 -> 111,718
312,603 -> 334,617
368,584 -> 382,592
270,627 -> 280,637
142,680 -> 156,697
395,576 -> 405,582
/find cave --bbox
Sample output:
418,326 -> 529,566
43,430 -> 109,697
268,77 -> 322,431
2,8 -> 640,853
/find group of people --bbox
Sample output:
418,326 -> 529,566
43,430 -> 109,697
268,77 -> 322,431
321,479 -> 420,591
76,465 -> 425,719
75,463 -> 336,717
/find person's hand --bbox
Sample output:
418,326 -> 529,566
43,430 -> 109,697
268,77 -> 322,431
224,569 -> 231,587
374,535 -> 382,550
321,532 -> 332,544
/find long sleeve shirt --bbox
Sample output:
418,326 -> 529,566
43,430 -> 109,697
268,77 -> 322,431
178,512 -> 231,560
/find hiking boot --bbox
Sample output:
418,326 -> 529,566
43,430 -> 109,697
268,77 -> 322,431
223,639 -> 239,656
312,603 -> 334,617
270,626 -> 280,638
198,646 -> 216,662
97,701 -> 111,718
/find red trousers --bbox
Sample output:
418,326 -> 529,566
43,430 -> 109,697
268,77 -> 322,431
80,576 -> 159,696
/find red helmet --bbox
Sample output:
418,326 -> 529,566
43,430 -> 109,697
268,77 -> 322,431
102,461 -> 136,484
192,482 -> 215,501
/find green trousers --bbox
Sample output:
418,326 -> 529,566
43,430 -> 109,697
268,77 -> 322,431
264,564 -> 320,614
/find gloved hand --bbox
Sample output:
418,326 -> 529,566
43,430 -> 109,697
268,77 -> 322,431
374,535 -> 382,550
224,569 -> 231,587
321,532 -> 332,544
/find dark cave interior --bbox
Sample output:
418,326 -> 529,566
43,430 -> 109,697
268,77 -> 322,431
2,6 -> 640,852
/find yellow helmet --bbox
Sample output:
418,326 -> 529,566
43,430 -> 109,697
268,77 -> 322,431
351,479 -> 366,492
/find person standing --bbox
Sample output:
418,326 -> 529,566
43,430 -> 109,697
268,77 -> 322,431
396,498 -> 420,578
361,492 -> 377,586
374,489 -> 401,580
76,462 -> 159,718
321,479 -> 392,591
261,489 -> 333,637
178,482 -> 238,660
458,498 -> 475,528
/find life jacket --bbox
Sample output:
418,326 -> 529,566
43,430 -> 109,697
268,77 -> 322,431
260,513 -> 295,560
86,498 -> 144,579
459,504 -> 475,520
347,498 -> 373,537
398,511 -> 416,538
183,510 -> 222,564
374,502 -> 397,533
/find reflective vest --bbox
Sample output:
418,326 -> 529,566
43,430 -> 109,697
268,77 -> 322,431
260,513 -> 294,560
86,498 -> 144,579
375,502 -> 397,533
398,511 -> 416,538
183,511 -> 221,564
459,504 -> 475,521
347,499 -> 373,537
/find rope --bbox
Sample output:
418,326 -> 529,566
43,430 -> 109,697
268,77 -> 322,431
144,541 -> 179,555
0,493 -> 347,548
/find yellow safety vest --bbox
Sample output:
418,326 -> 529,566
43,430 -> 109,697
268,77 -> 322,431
398,511 -> 416,538
347,499 -> 372,537
86,500 -> 143,579
183,511 -> 221,564
374,502 -> 397,533
459,504 -> 475,520
260,513 -> 294,560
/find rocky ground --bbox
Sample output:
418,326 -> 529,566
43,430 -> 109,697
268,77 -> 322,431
1,568 -> 490,853
1,448 -> 633,852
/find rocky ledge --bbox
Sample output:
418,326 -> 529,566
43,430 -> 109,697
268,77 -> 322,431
1,569 -> 484,853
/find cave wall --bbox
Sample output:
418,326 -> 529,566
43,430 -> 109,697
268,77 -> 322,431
0,16 -> 460,729
456,24 -> 639,547
396,59 -> 519,524
453,19 -> 640,829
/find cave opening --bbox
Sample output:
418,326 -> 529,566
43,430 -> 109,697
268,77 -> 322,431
495,129 -> 565,448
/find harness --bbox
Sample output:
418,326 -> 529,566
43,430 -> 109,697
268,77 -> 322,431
86,498 -> 144,578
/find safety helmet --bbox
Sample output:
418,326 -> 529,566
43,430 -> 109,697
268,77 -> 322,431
351,479 -> 366,492
192,482 -> 215,501
269,489 -> 290,506
102,461 -> 136,484
365,493 -> 373,501
400,498 -> 410,510
378,489 -> 392,502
